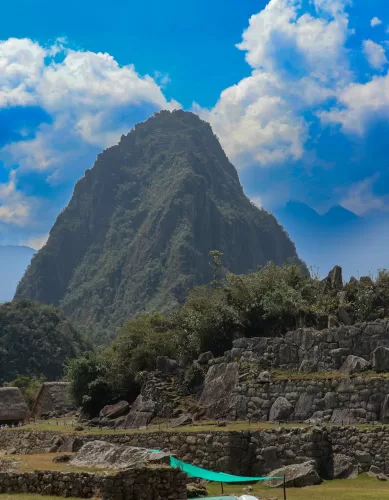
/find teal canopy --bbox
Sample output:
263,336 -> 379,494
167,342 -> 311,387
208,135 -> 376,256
170,456 -> 283,483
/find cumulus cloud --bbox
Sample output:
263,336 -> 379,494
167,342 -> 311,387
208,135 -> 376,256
371,17 -> 383,27
195,0 -> 352,167
319,72 -> 389,134
0,170 -> 35,225
363,40 -> 388,69
0,38 -> 180,177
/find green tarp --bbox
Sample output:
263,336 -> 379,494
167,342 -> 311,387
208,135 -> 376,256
170,457 -> 283,483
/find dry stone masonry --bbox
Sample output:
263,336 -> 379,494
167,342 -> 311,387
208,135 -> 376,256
226,319 -> 389,372
0,467 -> 186,500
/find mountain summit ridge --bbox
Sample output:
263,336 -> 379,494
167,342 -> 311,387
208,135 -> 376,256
16,110 -> 302,340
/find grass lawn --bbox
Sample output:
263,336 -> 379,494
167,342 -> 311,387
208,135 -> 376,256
1,452 -> 110,475
206,474 -> 389,499
19,418 -> 309,435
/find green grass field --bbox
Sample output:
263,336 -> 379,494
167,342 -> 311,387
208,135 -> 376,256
0,475 -> 389,500
206,474 -> 389,499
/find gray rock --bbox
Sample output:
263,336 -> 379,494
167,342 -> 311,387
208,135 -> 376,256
329,454 -> 359,479
265,461 -> 322,488
269,397 -> 293,422
71,441 -> 171,470
372,347 -> 389,372
118,395 -> 155,429
339,355 -> 370,375
232,338 -> 248,349
293,393 -> 315,421
197,352 -> 213,365
355,450 -> 372,463
377,473 -> 389,481
199,362 -> 239,419
368,465 -> 381,477
330,408 -> 357,425
168,414 -> 193,428
99,400 -> 130,419
257,371 -> 271,382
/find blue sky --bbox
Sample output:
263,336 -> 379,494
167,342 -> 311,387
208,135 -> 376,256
0,0 -> 389,275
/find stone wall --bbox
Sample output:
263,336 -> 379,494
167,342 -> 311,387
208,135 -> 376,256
226,319 -> 389,372
331,426 -> 389,474
8,426 -> 389,475
0,467 -> 186,500
238,375 -> 389,424
0,428 -> 331,476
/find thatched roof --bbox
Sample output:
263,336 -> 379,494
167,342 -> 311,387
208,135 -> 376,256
0,387 -> 30,422
32,381 -> 75,417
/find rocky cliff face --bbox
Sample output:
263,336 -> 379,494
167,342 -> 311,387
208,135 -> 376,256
16,110 -> 301,340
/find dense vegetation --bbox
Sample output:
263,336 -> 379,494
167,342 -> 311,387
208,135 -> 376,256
67,258 -> 389,415
0,299 -> 90,383
16,110 -> 302,342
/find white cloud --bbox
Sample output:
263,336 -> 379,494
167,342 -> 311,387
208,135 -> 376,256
363,40 -> 388,69
0,38 -> 180,177
0,170 -> 34,226
195,0 -> 352,167
371,17 -> 382,27
341,175 -> 389,215
23,233 -> 49,250
319,72 -> 389,134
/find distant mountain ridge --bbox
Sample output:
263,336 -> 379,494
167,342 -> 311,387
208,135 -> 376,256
0,245 -> 35,303
15,110 -> 303,341
274,201 -> 378,278
276,201 -> 361,237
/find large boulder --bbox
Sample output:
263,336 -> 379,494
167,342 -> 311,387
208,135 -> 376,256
99,400 -> 130,419
71,441 -> 171,470
293,393 -> 315,421
328,454 -> 359,479
269,397 -> 293,422
265,461 -> 322,488
330,408 -> 357,425
199,362 -> 243,419
372,347 -> 389,372
339,355 -> 370,375
168,414 -> 193,428
117,395 -> 155,429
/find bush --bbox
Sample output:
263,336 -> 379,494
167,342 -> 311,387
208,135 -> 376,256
184,362 -> 205,393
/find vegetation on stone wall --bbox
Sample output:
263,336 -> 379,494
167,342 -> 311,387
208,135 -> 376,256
67,258 -> 389,415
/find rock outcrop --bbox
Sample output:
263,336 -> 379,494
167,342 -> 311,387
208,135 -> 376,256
339,355 -> 370,375
329,454 -> 359,479
99,401 -> 130,420
265,461 -> 322,488
199,362 -> 246,419
70,441 -> 171,470
269,397 -> 293,422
